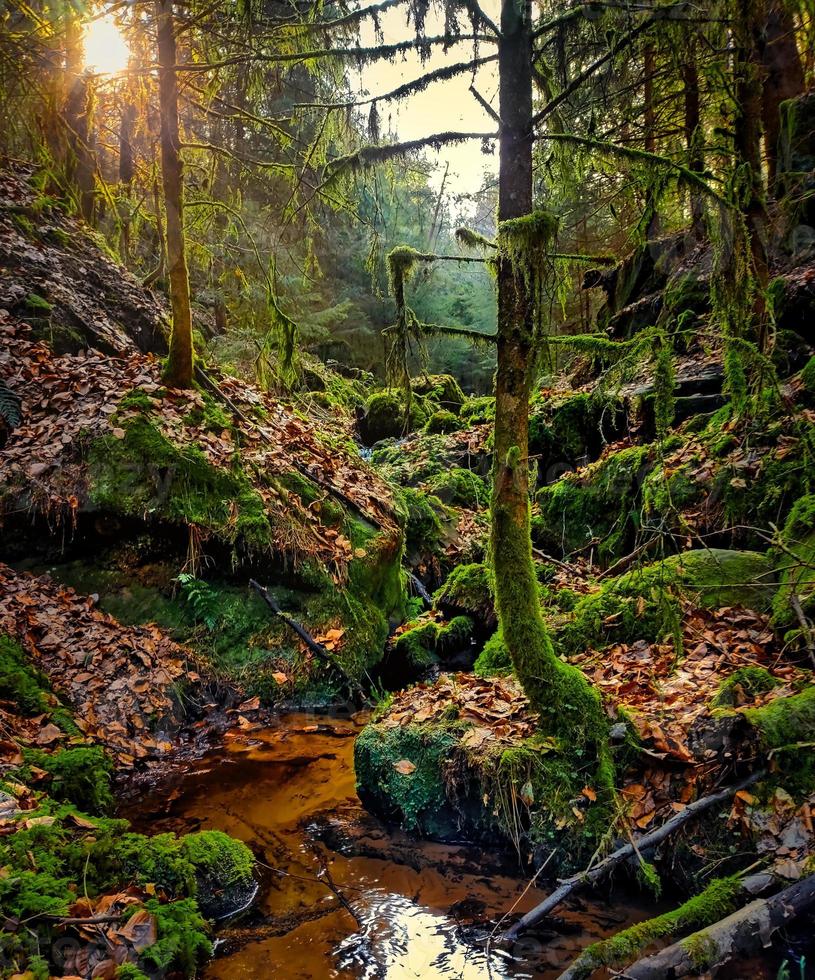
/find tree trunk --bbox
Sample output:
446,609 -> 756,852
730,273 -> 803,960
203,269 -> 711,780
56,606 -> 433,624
491,0 -> 610,781
63,18 -> 96,224
733,0 -> 771,353
682,47 -> 705,237
155,0 -> 194,388
643,41 -> 659,238
761,0 -> 805,184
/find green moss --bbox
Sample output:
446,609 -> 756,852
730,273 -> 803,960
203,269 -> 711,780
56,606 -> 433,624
771,493 -> 815,633
116,966 -> 151,980
473,630 -> 512,676
568,876 -> 742,978
360,390 -> 428,443
89,415 -> 272,554
426,467 -> 489,509
23,746 -> 113,814
411,374 -> 465,411
802,356 -> 815,395
0,634 -> 49,714
434,562 -> 495,627
711,667 -> 779,707
398,487 -> 444,554
743,686 -> 815,749
394,620 -> 440,668
558,550 -> 776,657
354,722 -> 462,836
133,898 -> 211,976
25,292 -> 53,312
460,395 -> 495,424
536,443 -> 652,564
180,830 -> 254,891
424,409 -> 460,434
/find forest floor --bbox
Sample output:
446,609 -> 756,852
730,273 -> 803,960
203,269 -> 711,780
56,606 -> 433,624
1,163 -> 815,979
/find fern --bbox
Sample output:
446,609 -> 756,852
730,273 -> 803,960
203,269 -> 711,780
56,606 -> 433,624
0,380 -> 22,432
175,573 -> 220,631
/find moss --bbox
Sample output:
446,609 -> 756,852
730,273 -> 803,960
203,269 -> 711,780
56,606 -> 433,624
399,487 -> 444,555
0,634 -> 49,714
116,966 -> 151,980
426,467 -> 489,509
394,620 -> 440,668
89,415 -> 272,554
742,686 -> 815,749
558,549 -> 776,657
535,443 -> 652,564
393,616 -> 475,668
411,374 -> 465,411
424,409 -> 460,434
434,562 -> 495,628
180,830 -> 254,892
568,876 -> 743,978
771,493 -> 815,633
359,389 -> 427,444
473,629 -> 512,676
25,292 -> 53,313
354,722 -> 463,836
460,395 -> 495,424
23,746 -> 113,814
133,898 -> 211,976
802,356 -> 815,395
711,667 -> 779,707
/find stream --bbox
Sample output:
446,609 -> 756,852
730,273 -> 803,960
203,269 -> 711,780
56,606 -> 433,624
124,711 -> 658,979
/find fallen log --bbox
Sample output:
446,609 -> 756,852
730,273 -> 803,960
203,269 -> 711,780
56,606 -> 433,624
556,870 -> 782,980
501,771 -> 764,942
624,873 -> 815,978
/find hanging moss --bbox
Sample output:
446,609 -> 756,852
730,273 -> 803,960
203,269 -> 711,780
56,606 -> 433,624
497,210 -> 559,329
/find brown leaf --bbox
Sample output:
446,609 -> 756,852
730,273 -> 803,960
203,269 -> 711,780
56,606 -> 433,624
393,759 -> 417,775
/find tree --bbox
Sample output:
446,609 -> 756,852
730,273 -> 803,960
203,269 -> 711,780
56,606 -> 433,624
155,0 -> 195,389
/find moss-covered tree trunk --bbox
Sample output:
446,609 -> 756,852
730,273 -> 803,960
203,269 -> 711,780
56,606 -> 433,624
733,0 -> 771,353
682,45 -> 705,237
155,0 -> 194,388
760,0 -> 804,184
491,0 -> 611,785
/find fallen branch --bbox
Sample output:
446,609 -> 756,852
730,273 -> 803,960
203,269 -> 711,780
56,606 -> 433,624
624,873 -> 815,979
597,537 -> 659,580
501,771 -> 764,942
557,869 -> 781,980
249,579 -> 365,699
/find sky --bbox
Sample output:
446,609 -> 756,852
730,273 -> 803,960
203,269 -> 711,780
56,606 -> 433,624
356,1 -> 501,196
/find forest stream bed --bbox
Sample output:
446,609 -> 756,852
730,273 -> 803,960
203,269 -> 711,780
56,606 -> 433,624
121,713 -> 661,980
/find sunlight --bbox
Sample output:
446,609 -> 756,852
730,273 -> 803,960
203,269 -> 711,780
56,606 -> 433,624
83,13 -> 129,75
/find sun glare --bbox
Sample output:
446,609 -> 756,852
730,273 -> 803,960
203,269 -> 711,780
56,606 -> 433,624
83,14 -> 130,75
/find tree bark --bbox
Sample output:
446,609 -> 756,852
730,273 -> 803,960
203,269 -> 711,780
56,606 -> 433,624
733,0 -> 771,353
682,47 -> 705,237
760,0 -> 805,184
155,0 -> 194,388
643,40 -> 659,238
63,17 -> 96,224
491,0 -> 610,780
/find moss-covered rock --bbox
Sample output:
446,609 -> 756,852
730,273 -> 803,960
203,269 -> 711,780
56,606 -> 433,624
424,409 -> 460,434
528,391 -> 626,478
398,486 -> 446,557
411,373 -> 465,412
535,444 -> 653,563
557,549 -> 776,656
771,493 -> 815,636
710,667 -> 780,708
392,616 -> 476,671
354,722 -> 465,837
426,467 -> 489,509
358,390 -> 427,444
433,562 -> 496,630
473,629 -> 511,677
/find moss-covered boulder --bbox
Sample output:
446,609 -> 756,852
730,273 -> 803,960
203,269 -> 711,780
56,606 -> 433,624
411,373 -> 465,412
771,493 -> 815,637
358,389 -> 427,444
433,562 -> 496,630
535,444 -> 653,564
528,391 -> 626,479
424,409 -> 460,434
398,486 -> 446,557
557,549 -> 776,656
391,616 -> 475,671
426,467 -> 489,509
473,629 -> 511,677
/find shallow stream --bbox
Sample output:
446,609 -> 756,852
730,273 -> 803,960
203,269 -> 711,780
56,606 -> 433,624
125,712 -> 657,979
